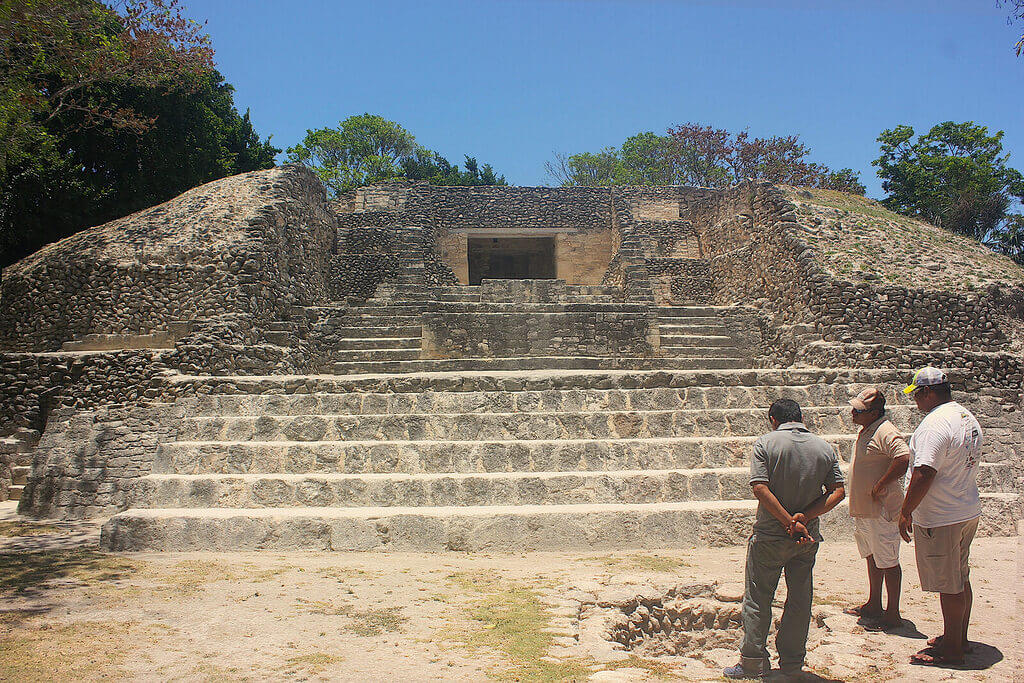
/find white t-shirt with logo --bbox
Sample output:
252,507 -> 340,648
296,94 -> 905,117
908,401 -> 982,528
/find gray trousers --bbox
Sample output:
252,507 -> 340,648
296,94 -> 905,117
740,534 -> 819,672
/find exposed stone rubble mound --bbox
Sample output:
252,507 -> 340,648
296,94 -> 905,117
574,582 -> 890,678
0,167 -> 1020,549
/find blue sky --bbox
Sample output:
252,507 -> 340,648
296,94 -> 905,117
192,0 -> 1023,198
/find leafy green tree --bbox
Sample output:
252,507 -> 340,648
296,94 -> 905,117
286,114 -> 417,194
1,68 -> 278,269
0,0 -> 214,175
819,168 -> 868,195
986,214 -> 1024,266
546,124 -> 863,193
618,132 -> 677,185
545,148 -> 621,186
402,150 -> 507,186
872,122 -> 1024,241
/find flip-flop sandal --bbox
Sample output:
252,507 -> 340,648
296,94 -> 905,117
843,606 -> 875,617
910,651 -> 965,667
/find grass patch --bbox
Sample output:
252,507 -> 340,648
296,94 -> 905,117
282,653 -> 346,675
295,598 -> 353,616
342,607 -> 406,637
450,575 -> 594,682
603,654 -> 678,678
784,186 -> 917,227
0,521 -> 66,537
294,599 -> 406,636
0,619 -> 170,681
315,566 -> 378,581
589,554 -> 693,572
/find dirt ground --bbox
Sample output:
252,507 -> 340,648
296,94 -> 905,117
1,502 -> 1021,682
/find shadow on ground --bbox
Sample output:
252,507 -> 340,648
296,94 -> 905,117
0,548 -> 137,598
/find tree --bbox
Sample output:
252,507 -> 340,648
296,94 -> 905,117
401,150 -> 507,186
1,68 -> 279,269
544,148 -> 621,186
819,168 -> 868,195
286,114 -> 417,194
986,214 -> 1024,266
872,122 -> 1024,241
546,124 -> 864,193
0,0 -> 214,174
618,132 -> 677,185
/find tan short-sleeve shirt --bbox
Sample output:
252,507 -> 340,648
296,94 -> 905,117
849,417 -> 909,519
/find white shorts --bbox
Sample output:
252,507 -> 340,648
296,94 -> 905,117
853,517 -> 902,569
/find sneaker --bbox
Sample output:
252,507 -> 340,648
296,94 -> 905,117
723,663 -> 764,679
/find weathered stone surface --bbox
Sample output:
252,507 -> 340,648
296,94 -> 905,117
0,170 -> 1019,551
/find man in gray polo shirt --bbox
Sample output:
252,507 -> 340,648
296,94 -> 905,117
724,399 -> 846,679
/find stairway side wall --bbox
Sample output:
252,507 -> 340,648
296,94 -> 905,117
0,166 -> 335,353
697,183 -> 1024,402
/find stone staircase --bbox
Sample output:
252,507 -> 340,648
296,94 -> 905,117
326,282 -> 755,374
656,305 -> 752,365
100,368 -> 1021,551
1,431 -> 35,501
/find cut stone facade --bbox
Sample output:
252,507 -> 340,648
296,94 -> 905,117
1,166 -> 1021,550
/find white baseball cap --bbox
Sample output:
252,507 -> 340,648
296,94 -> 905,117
902,367 -> 948,395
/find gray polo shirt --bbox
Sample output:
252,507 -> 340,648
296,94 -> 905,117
750,421 -> 844,541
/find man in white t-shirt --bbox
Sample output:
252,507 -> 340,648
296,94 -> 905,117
898,367 -> 982,668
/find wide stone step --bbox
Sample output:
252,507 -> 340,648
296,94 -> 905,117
661,335 -> 735,347
6,485 -> 24,501
186,382 -> 910,416
331,326 -> 421,338
157,434 -> 860,475
334,337 -> 421,350
342,315 -> 423,326
99,494 -> 1022,552
655,323 -> 729,333
130,467 -> 761,509
330,357 -> 750,374
346,305 -> 425,315
173,368 -> 907,396
332,348 -> 421,362
139,461 -> 1016,508
656,306 -> 743,317
660,346 -> 747,358
657,318 -> 728,327
174,406 -> 923,443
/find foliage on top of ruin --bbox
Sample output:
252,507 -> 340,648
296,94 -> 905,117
781,185 -> 1024,292
3,166 -> 314,278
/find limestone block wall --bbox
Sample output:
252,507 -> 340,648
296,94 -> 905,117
693,182 -> 1024,397
422,307 -> 655,358
420,280 -> 655,358
19,403 -> 183,519
0,165 -> 335,352
0,350 -> 171,436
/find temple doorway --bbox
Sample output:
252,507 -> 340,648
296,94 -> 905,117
467,237 -> 556,285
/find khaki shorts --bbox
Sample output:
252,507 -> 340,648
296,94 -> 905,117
913,517 -> 979,594
854,517 -> 901,569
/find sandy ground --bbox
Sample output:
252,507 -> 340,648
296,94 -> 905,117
0,501 -> 1021,682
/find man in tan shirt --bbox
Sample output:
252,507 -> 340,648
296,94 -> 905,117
844,387 -> 910,630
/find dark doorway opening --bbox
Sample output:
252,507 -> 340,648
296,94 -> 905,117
467,237 -> 556,285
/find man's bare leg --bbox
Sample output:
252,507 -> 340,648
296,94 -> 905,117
927,580 -> 972,652
850,556 -> 884,618
879,565 -> 902,626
